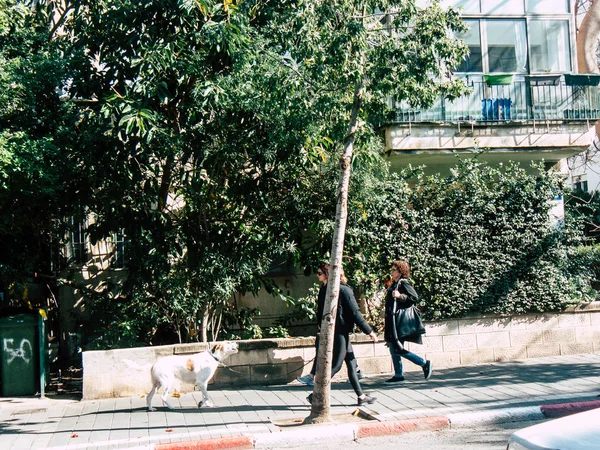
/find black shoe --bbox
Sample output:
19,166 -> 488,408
385,376 -> 405,383
423,360 -> 432,380
307,393 -> 313,404
357,394 -> 376,406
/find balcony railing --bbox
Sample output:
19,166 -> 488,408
393,75 -> 600,124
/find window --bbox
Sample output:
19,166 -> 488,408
526,0 -> 569,14
440,0 -> 480,13
66,217 -> 88,266
481,0 -> 524,14
456,20 -> 482,72
455,19 -> 528,74
485,20 -> 527,73
111,229 -> 128,269
453,16 -> 572,75
573,180 -> 588,192
528,20 -> 571,73
439,0 -> 569,15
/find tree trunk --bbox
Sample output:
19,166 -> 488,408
576,1 -> 600,140
304,77 -> 364,424
577,1 -> 600,74
201,307 -> 209,342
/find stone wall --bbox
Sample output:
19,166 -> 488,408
82,303 -> 600,400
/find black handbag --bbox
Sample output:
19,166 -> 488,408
395,304 -> 426,339
388,279 -> 425,353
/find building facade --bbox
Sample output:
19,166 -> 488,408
386,0 -> 598,188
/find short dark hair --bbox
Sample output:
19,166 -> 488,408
391,260 -> 410,279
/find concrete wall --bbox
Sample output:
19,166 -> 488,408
82,302 -> 600,400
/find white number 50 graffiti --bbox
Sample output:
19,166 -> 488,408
3,338 -> 33,365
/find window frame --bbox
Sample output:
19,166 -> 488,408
439,0 -> 570,14
454,13 -> 575,76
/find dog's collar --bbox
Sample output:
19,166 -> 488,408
210,351 -> 222,362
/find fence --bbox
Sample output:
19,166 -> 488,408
394,76 -> 600,124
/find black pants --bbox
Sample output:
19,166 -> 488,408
310,335 -> 360,378
309,333 -> 363,396
330,333 -> 362,396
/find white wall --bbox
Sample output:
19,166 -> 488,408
567,142 -> 600,193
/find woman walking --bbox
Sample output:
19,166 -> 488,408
307,263 -> 379,406
384,260 -> 432,383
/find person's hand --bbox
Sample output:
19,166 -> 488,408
392,289 -> 400,298
368,331 -> 378,343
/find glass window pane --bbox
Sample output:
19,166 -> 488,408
529,20 -> 571,72
440,0 -> 480,13
455,20 -> 482,72
485,20 -> 527,73
481,0 -> 524,14
526,0 -> 568,14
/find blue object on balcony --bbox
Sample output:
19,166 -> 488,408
482,98 -> 512,120
481,99 -> 493,120
496,98 -> 512,120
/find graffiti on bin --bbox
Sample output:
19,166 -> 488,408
3,338 -> 33,365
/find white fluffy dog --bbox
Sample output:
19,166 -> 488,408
146,341 -> 239,411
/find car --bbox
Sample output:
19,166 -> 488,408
507,407 -> 600,449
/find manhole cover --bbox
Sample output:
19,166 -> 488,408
272,408 -> 381,427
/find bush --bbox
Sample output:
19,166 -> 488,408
339,160 -> 597,321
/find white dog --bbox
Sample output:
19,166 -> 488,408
146,341 -> 239,411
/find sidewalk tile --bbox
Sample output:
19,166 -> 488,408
3,354 -> 600,449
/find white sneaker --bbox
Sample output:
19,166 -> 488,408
296,374 -> 314,386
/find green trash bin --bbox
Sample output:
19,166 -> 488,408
0,313 -> 40,396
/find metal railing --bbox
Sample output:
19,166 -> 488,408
394,78 -> 600,124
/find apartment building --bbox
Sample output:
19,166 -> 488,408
386,0 -> 598,192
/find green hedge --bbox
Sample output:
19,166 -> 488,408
341,160 -> 598,320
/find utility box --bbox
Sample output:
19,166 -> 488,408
0,311 -> 46,396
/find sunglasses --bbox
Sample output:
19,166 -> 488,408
317,271 -> 324,276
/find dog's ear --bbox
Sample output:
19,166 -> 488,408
212,344 -> 224,353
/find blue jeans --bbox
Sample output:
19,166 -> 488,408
389,345 -> 426,377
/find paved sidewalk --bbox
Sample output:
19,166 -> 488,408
1,353 -> 600,450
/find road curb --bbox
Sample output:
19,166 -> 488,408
253,423 -> 355,449
355,415 -> 450,438
540,399 -> 600,418
148,399 -> 600,450
449,398 -> 600,428
155,436 -> 254,450
448,406 -> 544,428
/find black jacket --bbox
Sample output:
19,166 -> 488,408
317,283 -> 372,335
384,279 -> 422,345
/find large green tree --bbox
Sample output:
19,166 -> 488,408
59,0 -> 312,345
0,0 -> 83,298
245,0 -> 468,422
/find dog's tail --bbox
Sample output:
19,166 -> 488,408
123,359 -> 153,371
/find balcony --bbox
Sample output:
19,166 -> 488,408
393,75 -> 600,124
